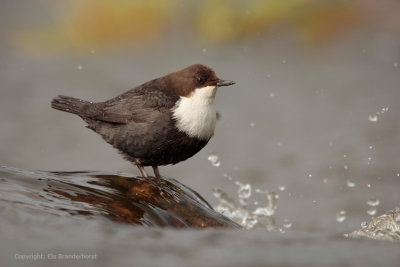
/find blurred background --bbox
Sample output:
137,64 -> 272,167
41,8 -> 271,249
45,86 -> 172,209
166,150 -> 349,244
1,0 -> 400,231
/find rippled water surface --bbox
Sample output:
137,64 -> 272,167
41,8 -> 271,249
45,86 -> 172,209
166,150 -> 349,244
1,164 -> 400,267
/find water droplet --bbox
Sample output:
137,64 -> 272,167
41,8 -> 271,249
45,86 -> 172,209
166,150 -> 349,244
208,154 -> 220,167
368,115 -> 378,122
283,218 -> 292,228
212,188 -> 236,216
397,173 -> 400,177
253,207 -> 273,216
367,184 -> 371,188
212,189 -> 221,198
245,215 -> 258,229
223,173 -> 232,181
336,210 -> 346,223
249,121 -> 255,127
344,165 -> 348,170
269,92 -> 275,98
369,145 -> 373,149
236,182 -> 252,200
308,174 -> 312,178
77,64 -> 83,71
394,62 -> 398,68
367,198 -> 380,207
278,185 -> 285,191
232,208 -> 249,225
346,179 -> 356,188
367,207 -> 377,216
343,154 -> 348,158
381,107 -> 389,113
253,191 -> 278,216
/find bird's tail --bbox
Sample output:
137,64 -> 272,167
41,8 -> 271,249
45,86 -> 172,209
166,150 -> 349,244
51,95 -> 89,115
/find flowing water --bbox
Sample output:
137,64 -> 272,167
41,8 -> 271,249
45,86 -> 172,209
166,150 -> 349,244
1,163 -> 400,267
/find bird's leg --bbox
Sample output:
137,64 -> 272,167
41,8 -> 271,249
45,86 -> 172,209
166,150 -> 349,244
135,159 -> 148,178
152,166 -> 161,179
137,165 -> 148,178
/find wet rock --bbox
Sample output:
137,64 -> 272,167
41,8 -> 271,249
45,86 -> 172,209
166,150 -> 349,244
0,163 -> 240,229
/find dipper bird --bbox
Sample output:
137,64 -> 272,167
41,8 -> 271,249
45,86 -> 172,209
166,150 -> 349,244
51,64 -> 235,179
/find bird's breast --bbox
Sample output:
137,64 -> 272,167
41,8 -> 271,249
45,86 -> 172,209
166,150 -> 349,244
172,86 -> 217,140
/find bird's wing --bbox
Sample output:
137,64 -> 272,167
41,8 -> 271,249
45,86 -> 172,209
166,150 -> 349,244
83,88 -> 178,124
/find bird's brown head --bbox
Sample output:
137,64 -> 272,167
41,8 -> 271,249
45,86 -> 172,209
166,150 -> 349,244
164,64 -> 235,97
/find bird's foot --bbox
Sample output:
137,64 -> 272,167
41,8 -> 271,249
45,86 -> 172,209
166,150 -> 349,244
152,166 -> 161,179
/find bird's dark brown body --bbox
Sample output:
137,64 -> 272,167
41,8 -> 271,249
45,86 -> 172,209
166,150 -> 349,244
51,64 -> 234,178
84,111 -> 208,166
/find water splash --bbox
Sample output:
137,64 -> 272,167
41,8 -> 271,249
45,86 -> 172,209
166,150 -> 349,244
208,154 -> 220,167
360,221 -> 368,229
213,178 -> 281,230
346,208 -> 400,242
236,181 -> 251,205
212,188 -> 236,218
254,189 -> 279,216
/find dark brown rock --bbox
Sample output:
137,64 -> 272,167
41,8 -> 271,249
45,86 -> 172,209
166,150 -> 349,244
0,163 -> 240,229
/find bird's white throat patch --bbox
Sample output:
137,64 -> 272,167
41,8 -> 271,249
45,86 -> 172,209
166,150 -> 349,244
172,86 -> 217,140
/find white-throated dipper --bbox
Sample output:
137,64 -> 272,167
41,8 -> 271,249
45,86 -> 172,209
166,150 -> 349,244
51,64 -> 235,178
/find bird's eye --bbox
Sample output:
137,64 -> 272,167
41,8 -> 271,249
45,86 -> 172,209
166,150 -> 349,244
197,77 -> 205,84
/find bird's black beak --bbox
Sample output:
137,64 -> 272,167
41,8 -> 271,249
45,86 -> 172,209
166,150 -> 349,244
217,80 -> 235,87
